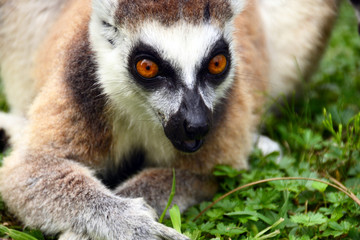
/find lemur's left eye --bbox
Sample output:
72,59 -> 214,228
136,59 -> 159,78
208,54 -> 227,75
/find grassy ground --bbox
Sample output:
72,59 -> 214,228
0,1 -> 360,240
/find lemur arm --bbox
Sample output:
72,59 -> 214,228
0,75 -> 188,240
0,116 -> 207,239
0,151 -> 186,240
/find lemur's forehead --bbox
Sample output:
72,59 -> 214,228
136,21 -> 223,89
115,0 -> 233,27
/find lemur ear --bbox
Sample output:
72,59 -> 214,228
91,0 -> 117,22
229,0 -> 247,16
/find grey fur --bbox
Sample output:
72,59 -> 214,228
0,153 -> 189,240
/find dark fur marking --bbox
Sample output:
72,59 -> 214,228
107,38 -> 115,46
204,2 -> 211,22
65,33 -> 105,118
98,149 -> 146,189
102,21 -> 117,46
0,128 -> 9,152
64,28 -> 112,153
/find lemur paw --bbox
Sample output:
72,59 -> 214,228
117,198 -> 189,240
64,197 -> 189,240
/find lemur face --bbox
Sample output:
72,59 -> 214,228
128,22 -> 234,152
90,0 -> 245,153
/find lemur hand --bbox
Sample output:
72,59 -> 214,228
59,197 -> 189,240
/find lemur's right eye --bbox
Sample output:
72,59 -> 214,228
136,59 -> 159,78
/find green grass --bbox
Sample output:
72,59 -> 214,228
1,1 -> 360,240
169,2 -> 360,239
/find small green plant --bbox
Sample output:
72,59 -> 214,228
251,218 -> 284,240
0,225 -> 43,240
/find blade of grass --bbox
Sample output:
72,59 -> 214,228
254,218 -> 284,239
159,168 -> 176,223
0,225 -> 38,240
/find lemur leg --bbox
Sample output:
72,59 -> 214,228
0,152 -> 188,240
114,168 -> 218,216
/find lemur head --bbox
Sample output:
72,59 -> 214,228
89,0 -> 246,153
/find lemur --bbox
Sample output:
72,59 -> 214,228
0,0 -> 339,239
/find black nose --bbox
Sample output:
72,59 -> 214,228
184,119 -> 210,140
163,89 -> 212,153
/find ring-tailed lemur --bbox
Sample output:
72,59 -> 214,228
0,0 -> 339,239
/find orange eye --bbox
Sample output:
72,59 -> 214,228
208,54 -> 227,75
136,59 -> 159,78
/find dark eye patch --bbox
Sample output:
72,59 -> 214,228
128,42 -> 180,91
197,38 -> 231,86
